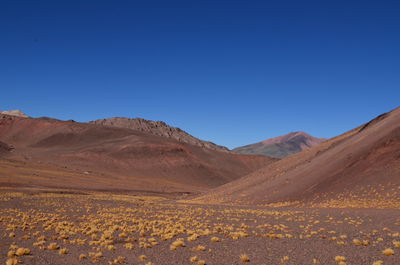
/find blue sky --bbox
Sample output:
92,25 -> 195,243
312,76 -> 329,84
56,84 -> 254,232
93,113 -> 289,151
1,0 -> 399,149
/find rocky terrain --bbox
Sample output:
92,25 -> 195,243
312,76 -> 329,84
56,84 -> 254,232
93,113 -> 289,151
0,110 -> 28,118
0,141 -> 13,155
233,131 -> 325,158
91,117 -> 228,152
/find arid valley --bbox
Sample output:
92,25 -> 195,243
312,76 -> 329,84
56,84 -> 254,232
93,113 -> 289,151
1,107 -> 399,265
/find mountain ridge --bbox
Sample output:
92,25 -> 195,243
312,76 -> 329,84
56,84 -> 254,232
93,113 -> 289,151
0,113 -> 276,193
90,117 -> 229,152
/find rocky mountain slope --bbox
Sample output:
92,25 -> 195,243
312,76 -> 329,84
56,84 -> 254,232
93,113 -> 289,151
90,117 -> 228,152
193,107 -> 400,206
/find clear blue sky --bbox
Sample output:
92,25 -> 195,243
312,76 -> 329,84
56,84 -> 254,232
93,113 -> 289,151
1,0 -> 399,149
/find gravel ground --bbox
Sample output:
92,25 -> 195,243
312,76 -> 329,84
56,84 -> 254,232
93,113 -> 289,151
1,190 -> 399,265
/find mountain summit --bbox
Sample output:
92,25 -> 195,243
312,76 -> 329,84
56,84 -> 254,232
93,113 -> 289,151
233,131 -> 325,158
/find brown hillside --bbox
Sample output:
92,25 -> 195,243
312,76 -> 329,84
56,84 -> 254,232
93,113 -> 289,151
192,107 -> 400,206
0,114 -> 276,193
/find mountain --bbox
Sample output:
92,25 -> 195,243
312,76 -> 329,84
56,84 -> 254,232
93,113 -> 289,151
0,110 -> 28,118
90,117 -> 228,152
233,132 -> 326,158
192,107 -> 400,206
0,113 -> 277,193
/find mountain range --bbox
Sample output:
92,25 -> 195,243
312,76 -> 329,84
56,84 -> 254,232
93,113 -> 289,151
0,112 -> 275,193
1,107 -> 399,207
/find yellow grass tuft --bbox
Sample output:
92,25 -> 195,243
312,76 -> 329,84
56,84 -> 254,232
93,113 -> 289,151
335,256 -> 346,262
6,258 -> 18,265
59,248 -> 68,255
15,248 -> 30,256
372,261 -> 383,265
210,236 -> 220,242
79,254 -> 87,260
197,260 -> 206,265
109,256 -> 126,265
47,242 -> 60,250
382,248 -> 394,256
124,243 -> 134,250
172,239 -> 185,247
139,255 -> 147,261
107,245 -> 116,251
393,241 -> 400,248
196,245 -> 206,251
118,232 -> 127,238
240,254 -> 250,262
190,256 -> 199,262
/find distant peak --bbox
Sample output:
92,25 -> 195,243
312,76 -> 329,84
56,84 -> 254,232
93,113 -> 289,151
234,131 -> 326,158
261,131 -> 317,144
0,110 -> 29,118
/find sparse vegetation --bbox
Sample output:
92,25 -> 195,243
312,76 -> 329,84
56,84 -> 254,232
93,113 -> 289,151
0,190 -> 399,265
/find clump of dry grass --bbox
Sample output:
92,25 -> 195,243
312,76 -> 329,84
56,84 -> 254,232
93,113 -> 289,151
6,258 -> 19,265
109,256 -> 126,265
118,232 -> 127,238
139,255 -> 147,261
107,245 -> 116,251
124,243 -> 134,250
15,248 -> 30,256
372,261 -> 383,265
59,248 -> 68,254
197,260 -> 206,265
210,236 -> 220,242
79,254 -> 87,260
393,241 -> 400,248
47,242 -> 60,250
170,238 -> 185,250
195,245 -> 206,251
334,256 -> 346,265
382,248 -> 394,256
190,256 -> 198,262
240,254 -> 250,262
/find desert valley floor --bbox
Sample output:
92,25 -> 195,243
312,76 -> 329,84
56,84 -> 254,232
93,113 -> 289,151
1,188 -> 399,265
